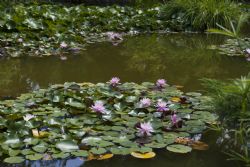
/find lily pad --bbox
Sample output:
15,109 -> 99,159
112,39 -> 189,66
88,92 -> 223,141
4,156 -> 25,164
131,152 -> 156,159
166,144 -> 192,153
56,140 -> 79,152
26,153 -> 44,160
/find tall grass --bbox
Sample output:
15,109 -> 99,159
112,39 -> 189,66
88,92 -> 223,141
161,0 -> 241,30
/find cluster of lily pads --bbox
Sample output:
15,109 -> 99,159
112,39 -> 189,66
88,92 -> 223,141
0,77 -> 217,163
0,2 -> 167,58
216,38 -> 250,61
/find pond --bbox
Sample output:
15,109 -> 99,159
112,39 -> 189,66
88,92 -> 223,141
0,33 -> 249,167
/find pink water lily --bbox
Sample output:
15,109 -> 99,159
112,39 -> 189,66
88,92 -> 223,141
90,101 -> 106,114
137,122 -> 154,137
139,98 -> 151,108
171,113 -> 178,124
156,101 -> 169,112
23,114 -> 35,121
109,77 -> 120,87
156,79 -> 167,88
60,41 -> 68,48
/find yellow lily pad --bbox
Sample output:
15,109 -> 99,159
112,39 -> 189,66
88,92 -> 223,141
171,97 -> 181,102
97,153 -> 114,160
131,152 -> 156,159
32,129 -> 49,138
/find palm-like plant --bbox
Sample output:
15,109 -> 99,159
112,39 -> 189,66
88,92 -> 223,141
222,73 -> 250,113
207,13 -> 249,38
207,13 -> 249,49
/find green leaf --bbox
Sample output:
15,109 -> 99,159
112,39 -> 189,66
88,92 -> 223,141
4,156 -> 25,164
90,147 -> 106,155
26,154 -> 44,160
56,140 -> 79,152
71,150 -> 89,157
166,144 -> 192,153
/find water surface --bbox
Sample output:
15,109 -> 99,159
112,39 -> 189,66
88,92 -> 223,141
0,34 -> 248,97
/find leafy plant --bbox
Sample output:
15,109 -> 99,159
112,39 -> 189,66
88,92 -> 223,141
207,13 -> 249,38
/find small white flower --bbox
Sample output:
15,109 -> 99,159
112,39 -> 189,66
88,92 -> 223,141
246,48 -> 250,54
23,114 -> 35,121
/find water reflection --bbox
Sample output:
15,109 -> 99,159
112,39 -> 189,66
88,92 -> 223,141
0,34 -> 249,95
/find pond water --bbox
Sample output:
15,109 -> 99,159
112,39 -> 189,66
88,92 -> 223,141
0,33 -> 249,167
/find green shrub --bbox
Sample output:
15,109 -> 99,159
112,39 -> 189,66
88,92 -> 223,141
161,0 -> 242,31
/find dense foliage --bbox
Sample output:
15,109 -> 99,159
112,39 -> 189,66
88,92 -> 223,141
0,80 -> 216,163
160,0 -> 242,31
202,74 -> 250,166
0,3 -> 166,57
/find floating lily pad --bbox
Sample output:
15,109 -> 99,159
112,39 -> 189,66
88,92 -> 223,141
131,152 -> 156,159
166,144 -> 192,153
56,140 -> 79,152
26,154 -> 44,160
4,156 -> 25,164
71,150 -> 89,157
97,153 -> 114,160
90,148 -> 107,155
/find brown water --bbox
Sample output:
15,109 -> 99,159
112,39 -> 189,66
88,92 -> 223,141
0,33 -> 249,167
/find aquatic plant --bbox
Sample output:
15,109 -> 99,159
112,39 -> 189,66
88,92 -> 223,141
171,113 -> 177,124
0,80 -> 216,164
156,101 -> 169,112
23,114 -> 35,121
60,42 -> 68,49
156,79 -> 167,88
214,37 -> 250,58
137,122 -> 154,137
90,101 -> 107,114
139,98 -> 151,108
109,77 -> 121,87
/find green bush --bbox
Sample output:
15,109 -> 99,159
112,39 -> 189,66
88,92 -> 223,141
161,0 -> 242,31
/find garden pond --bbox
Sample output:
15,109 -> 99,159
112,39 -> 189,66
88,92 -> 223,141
0,33 -> 249,167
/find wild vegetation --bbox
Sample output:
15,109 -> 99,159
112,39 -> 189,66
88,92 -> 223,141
202,74 -> 250,166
